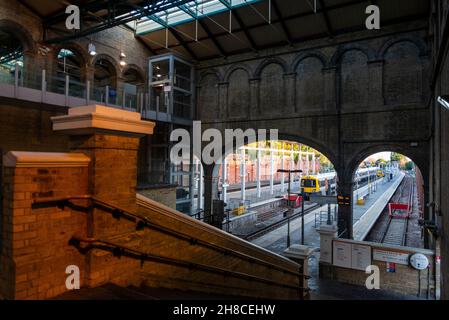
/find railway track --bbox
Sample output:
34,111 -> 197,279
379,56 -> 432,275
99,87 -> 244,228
243,203 -> 321,241
380,175 -> 414,246
242,177 -> 383,241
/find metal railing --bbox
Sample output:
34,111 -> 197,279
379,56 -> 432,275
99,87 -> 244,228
70,235 -> 304,292
190,209 -> 233,233
0,64 -> 146,112
33,195 -> 304,278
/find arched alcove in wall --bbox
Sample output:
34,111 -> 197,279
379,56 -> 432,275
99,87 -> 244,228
295,56 -> 325,111
259,63 -> 286,116
383,41 -> 423,105
197,73 -> 220,121
227,68 -> 250,120
339,50 -> 369,109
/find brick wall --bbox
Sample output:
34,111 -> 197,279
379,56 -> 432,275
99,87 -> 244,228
320,244 -> 435,298
0,163 -> 89,299
0,149 -> 304,299
0,101 -> 70,155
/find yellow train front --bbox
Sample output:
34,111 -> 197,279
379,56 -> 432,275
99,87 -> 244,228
300,175 -> 321,194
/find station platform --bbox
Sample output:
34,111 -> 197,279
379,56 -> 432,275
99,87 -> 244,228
353,173 -> 404,240
251,176 -> 393,252
251,173 -> 419,300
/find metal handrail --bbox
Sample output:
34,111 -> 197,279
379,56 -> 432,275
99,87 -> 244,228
70,235 -> 305,293
33,195 -> 304,278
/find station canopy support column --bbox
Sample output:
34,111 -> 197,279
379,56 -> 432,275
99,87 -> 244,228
281,151 -> 285,192
241,148 -> 246,201
257,147 -> 261,198
222,157 -> 227,204
270,150 -> 274,195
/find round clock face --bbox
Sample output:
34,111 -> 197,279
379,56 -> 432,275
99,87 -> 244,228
409,253 -> 429,270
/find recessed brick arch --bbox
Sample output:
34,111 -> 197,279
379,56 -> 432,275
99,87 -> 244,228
0,19 -> 35,53
52,42 -> 90,69
198,69 -> 224,84
378,37 -> 428,59
197,72 -> 221,121
92,53 -> 120,77
330,43 -> 377,67
291,51 -> 329,72
121,64 -> 146,82
223,63 -> 253,82
254,57 -> 289,79
92,53 -> 121,88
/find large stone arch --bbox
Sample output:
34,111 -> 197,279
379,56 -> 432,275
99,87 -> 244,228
335,142 -> 429,239
205,127 -> 339,179
344,143 -> 429,184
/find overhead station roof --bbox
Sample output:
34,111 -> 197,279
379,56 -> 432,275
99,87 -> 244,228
20,0 -> 429,61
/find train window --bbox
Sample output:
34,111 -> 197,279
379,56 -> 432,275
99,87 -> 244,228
302,179 -> 316,188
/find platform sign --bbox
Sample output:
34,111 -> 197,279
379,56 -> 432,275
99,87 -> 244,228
373,249 -> 409,265
333,241 -> 352,268
309,195 -> 338,205
351,244 -> 372,271
337,195 -> 351,206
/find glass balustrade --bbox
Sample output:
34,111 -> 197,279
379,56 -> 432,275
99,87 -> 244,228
0,68 -> 14,85
69,79 -> 87,99
47,75 -> 66,95
0,61 -> 193,119
21,66 -> 42,90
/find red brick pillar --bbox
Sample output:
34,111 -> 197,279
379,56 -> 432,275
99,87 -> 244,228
51,105 -> 155,285
0,152 -> 90,299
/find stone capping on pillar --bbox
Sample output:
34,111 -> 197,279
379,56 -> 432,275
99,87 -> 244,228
51,105 -> 155,136
3,151 -> 91,168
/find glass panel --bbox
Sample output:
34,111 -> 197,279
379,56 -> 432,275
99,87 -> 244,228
0,67 -> 14,85
124,92 -> 138,110
173,90 -> 191,118
21,66 -> 42,90
151,85 -> 169,113
92,86 -> 106,103
136,0 -> 262,35
174,59 -> 191,91
151,59 -> 170,82
47,75 -> 66,94
69,79 -> 86,98
108,87 -> 118,105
